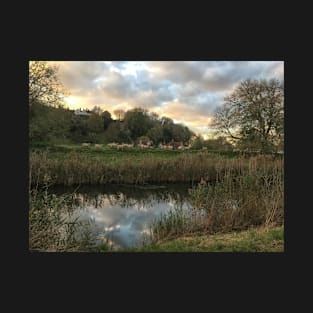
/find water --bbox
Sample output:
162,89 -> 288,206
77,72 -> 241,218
50,184 -> 193,249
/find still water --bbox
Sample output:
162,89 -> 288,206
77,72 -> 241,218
50,184 -> 193,249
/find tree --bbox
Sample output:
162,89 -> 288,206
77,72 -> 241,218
123,108 -> 153,141
29,61 -> 67,106
29,101 -> 51,142
160,116 -> 174,143
211,78 -> 284,152
203,136 -> 233,151
149,112 -> 160,122
69,115 -> 89,142
147,125 -> 163,146
102,110 -> 113,130
113,109 -> 125,121
91,106 -> 102,115
29,101 -> 72,143
191,135 -> 204,149
87,112 -> 103,133
172,123 -> 192,143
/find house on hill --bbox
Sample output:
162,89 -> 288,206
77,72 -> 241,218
74,109 -> 91,117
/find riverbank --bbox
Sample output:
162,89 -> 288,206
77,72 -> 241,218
125,226 -> 284,252
29,144 -> 284,253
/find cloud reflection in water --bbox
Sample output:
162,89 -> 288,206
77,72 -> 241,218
56,184 -> 192,248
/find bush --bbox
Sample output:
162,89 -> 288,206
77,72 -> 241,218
29,185 -> 105,252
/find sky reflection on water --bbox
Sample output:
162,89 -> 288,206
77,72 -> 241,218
51,184 -> 192,248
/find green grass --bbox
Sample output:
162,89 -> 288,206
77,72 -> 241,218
125,226 -> 284,252
31,144 -> 186,166
30,143 -> 240,163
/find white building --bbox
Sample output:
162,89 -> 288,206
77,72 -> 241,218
74,109 -> 91,116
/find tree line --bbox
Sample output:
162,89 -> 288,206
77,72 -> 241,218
29,102 -> 195,146
28,61 -> 195,147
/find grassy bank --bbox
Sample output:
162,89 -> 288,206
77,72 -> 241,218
126,226 -> 284,252
30,146 -> 282,186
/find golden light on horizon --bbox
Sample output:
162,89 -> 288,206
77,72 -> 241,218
64,96 -> 80,109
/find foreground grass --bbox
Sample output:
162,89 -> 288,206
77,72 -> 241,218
126,226 -> 284,252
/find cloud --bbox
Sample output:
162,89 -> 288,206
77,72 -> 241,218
262,61 -> 284,80
156,100 -> 214,135
47,61 -> 284,137
53,61 -> 111,93
146,61 -> 283,92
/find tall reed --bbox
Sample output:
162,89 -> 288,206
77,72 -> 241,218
149,157 -> 283,242
30,151 -> 282,186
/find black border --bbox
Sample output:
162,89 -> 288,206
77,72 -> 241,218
6,15 -> 302,298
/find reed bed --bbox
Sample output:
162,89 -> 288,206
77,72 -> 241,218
149,158 -> 284,242
30,150 -> 282,186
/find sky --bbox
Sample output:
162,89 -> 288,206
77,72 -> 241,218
47,61 -> 284,139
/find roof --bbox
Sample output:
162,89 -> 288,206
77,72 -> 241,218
74,110 -> 91,116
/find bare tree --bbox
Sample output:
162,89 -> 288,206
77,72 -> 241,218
113,109 -> 125,121
210,78 -> 284,152
29,61 -> 67,106
92,105 -> 103,115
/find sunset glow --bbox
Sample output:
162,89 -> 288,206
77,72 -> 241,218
46,61 -> 284,137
